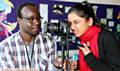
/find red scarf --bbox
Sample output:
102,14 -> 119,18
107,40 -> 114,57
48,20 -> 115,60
79,25 -> 101,71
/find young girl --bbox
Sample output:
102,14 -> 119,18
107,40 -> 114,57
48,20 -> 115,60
68,1 -> 120,71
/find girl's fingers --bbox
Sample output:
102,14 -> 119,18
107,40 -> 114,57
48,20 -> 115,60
79,42 -> 91,55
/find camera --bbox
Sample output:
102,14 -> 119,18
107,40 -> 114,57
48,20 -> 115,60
42,20 -> 75,42
45,20 -> 70,36
42,20 -> 83,48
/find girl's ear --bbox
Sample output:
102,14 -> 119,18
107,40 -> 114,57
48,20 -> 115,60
88,17 -> 93,26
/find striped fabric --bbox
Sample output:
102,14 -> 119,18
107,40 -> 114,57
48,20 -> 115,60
0,31 -> 58,71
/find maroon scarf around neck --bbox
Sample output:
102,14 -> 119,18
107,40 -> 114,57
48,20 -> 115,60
79,25 -> 101,71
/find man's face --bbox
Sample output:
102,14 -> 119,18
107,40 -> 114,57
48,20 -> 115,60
18,5 -> 41,36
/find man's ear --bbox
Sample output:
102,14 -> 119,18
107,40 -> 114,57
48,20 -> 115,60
17,17 -> 21,25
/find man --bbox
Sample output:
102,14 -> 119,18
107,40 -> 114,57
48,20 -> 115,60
0,3 -> 59,71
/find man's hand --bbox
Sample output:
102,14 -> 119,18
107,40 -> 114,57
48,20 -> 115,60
54,56 -> 68,70
70,61 -> 78,71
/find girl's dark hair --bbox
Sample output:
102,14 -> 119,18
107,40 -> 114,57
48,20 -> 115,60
68,1 -> 99,25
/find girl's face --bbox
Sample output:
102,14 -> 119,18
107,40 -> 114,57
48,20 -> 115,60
68,12 -> 92,37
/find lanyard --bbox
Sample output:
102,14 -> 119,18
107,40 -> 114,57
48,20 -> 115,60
19,32 -> 35,68
24,40 -> 35,68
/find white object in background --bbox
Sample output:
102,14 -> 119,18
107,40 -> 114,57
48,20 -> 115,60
108,21 -> 114,27
40,4 -> 48,33
106,8 -> 113,19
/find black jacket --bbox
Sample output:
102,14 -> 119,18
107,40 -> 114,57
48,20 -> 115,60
85,28 -> 120,71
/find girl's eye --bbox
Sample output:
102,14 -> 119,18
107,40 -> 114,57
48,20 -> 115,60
74,21 -> 79,24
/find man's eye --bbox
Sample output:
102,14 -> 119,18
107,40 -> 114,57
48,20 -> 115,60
26,18 -> 32,20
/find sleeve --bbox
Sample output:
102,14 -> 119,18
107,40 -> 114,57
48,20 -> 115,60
0,43 -> 15,68
85,31 -> 120,71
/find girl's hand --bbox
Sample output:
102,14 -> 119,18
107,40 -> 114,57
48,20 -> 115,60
79,42 -> 91,56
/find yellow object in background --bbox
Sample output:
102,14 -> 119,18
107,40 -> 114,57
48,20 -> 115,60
117,12 -> 120,19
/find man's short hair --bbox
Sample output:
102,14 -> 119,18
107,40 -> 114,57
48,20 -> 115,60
17,3 -> 39,18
